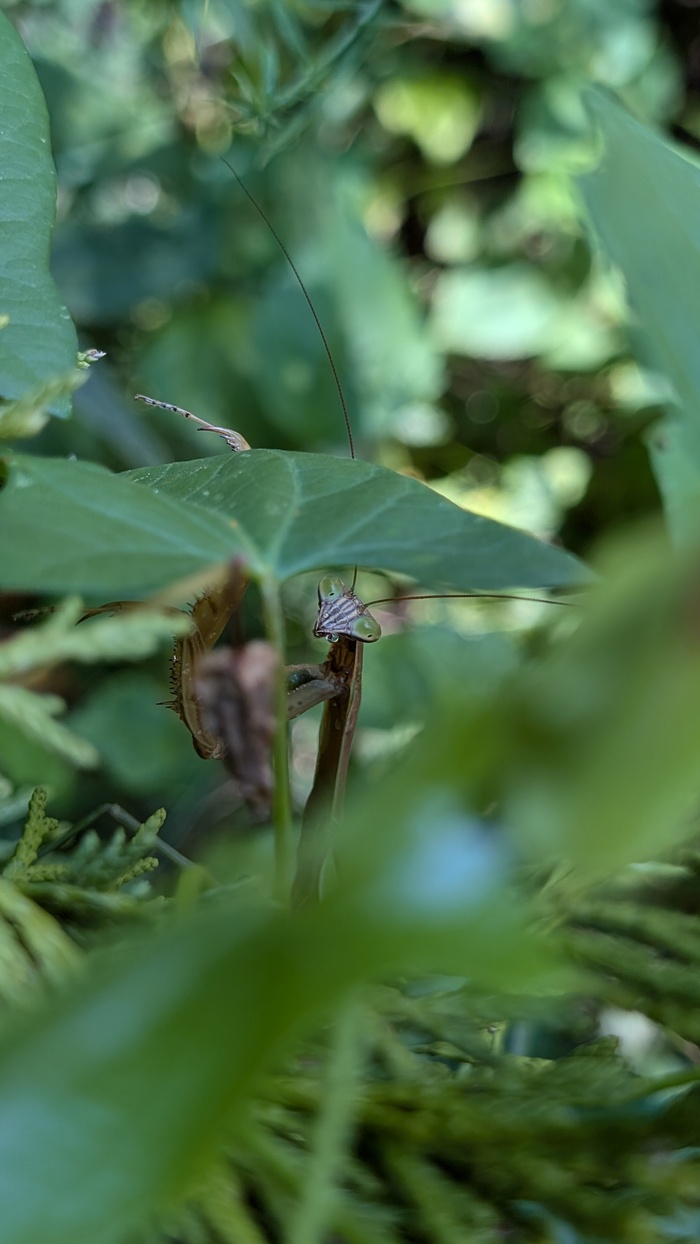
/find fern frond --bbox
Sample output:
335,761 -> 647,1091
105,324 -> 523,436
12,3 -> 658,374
0,685 -> 99,767
4,787 -> 60,879
0,598 -> 191,679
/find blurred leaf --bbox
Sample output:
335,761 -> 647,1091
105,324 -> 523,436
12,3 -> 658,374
646,421 -> 700,549
0,844 -> 557,1244
496,532 -> 700,877
515,76 -> 595,175
249,275 -> 353,447
0,879 -> 79,1006
0,685 -> 98,769
134,299 -> 261,444
359,626 -> 519,730
68,674 -> 200,795
0,719 -> 74,804
0,370 -> 86,441
579,91 -> 700,528
0,14 -> 78,413
431,263 -> 567,362
52,213 -> 221,326
0,597 -> 189,678
323,179 -> 446,436
346,531 -> 700,884
374,72 -> 481,165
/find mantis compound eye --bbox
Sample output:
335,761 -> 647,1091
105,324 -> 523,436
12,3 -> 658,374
317,575 -> 346,604
352,615 -> 382,643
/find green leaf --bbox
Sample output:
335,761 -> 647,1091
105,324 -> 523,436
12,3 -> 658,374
0,449 -> 589,596
0,597 -> 190,678
322,174 -> 446,434
0,15 -> 78,413
128,450 -> 590,592
0,853 -> 557,1244
0,371 -> 86,441
359,627 -> 519,730
0,685 -> 98,769
67,673 -> 199,795
0,454 -> 245,596
431,263 -> 567,362
646,421 -> 700,549
447,530 -> 700,880
578,91 -> 700,528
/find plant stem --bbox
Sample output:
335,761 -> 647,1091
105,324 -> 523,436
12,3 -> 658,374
261,578 -> 293,902
288,995 -> 365,1244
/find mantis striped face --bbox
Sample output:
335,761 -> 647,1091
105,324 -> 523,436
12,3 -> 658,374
313,576 -> 382,644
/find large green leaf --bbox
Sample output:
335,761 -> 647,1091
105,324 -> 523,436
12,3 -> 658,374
0,449 -> 588,596
579,92 -> 700,432
350,529 -> 700,885
579,91 -> 700,533
0,454 -> 244,596
646,421 -> 700,549
0,15 -> 77,412
429,530 -> 700,881
0,828 -> 556,1244
128,449 -> 589,591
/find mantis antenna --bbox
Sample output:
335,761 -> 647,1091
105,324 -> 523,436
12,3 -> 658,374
221,158 -> 356,462
221,158 -> 361,588
366,592 -> 576,609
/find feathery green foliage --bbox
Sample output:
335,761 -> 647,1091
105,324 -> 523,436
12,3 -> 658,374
0,597 -> 191,768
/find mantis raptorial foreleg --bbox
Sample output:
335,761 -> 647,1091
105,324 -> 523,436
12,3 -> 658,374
286,664 -> 347,720
134,395 -> 252,452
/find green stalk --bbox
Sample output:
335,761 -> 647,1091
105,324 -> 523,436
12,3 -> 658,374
288,996 -> 365,1244
261,578 -> 293,902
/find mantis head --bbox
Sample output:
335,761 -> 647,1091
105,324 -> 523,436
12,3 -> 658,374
313,575 -> 382,644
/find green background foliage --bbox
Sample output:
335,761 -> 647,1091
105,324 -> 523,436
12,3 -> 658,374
5,2 -> 700,1242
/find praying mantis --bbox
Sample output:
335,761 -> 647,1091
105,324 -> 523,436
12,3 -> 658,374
132,397 -> 571,907
132,395 -> 385,900
128,172 -> 574,903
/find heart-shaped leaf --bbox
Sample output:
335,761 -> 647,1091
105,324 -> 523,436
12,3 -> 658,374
0,15 -> 78,413
128,449 -> 589,591
0,449 -> 588,596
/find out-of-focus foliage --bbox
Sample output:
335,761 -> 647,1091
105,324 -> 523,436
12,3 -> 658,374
0,12 -> 77,415
0,593 -> 191,769
6,3 -> 700,1244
